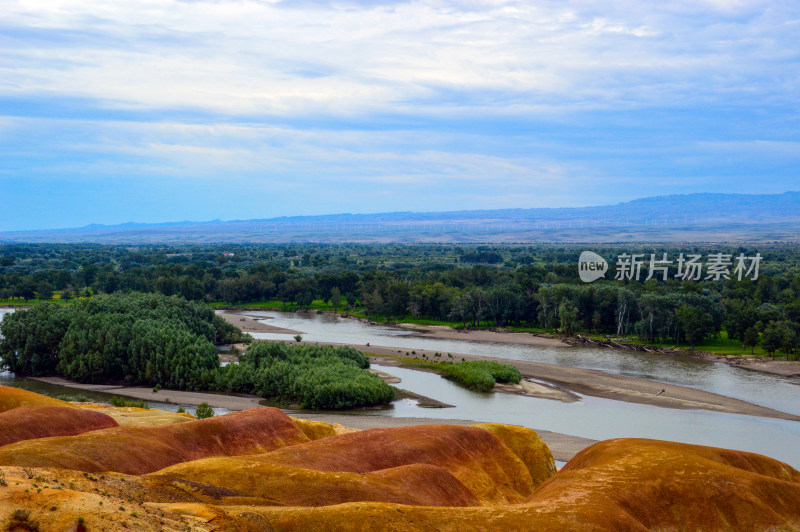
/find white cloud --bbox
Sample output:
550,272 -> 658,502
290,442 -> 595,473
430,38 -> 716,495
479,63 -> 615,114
2,0 -> 798,117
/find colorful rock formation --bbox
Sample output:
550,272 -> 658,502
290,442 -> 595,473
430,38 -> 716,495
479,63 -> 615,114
0,385 -> 799,531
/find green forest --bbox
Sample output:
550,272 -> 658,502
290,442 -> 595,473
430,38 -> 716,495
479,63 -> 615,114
0,292 -> 394,409
1,243 -> 799,357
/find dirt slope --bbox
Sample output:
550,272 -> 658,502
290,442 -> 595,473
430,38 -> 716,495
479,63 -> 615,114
0,407 -> 309,474
0,406 -> 118,447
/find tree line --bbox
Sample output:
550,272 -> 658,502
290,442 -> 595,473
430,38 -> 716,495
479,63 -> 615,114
1,243 -> 799,356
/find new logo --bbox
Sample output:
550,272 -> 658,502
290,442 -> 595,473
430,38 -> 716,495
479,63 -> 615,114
578,251 -> 608,283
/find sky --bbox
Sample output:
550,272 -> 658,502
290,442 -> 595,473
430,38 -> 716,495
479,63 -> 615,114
1,0 -> 799,231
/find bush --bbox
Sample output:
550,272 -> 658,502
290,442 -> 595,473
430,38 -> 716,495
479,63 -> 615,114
437,360 -> 521,392
195,402 -> 214,419
110,396 -> 149,409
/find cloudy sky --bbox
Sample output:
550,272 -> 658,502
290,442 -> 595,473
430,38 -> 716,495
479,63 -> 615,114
1,0 -> 798,230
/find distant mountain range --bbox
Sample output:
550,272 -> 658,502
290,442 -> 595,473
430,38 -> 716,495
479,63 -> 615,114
2,192 -> 799,244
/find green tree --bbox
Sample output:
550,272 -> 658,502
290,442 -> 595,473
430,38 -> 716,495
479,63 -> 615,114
779,322 -> 799,360
742,327 -> 759,355
0,303 -> 73,375
677,305 -> 713,349
36,281 -> 54,301
329,286 -> 342,312
16,279 -> 36,302
558,300 -> 580,335
762,322 -> 783,358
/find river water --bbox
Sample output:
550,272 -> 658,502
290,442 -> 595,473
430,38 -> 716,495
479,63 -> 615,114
246,310 -> 800,415
248,310 -> 800,467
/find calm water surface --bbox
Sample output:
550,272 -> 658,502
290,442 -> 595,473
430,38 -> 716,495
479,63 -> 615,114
247,310 -> 800,416
252,310 -> 800,467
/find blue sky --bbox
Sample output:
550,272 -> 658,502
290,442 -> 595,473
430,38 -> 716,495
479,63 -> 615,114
1,0 -> 799,231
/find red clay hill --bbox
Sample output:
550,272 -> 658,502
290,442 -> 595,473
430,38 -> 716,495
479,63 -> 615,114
0,407 -> 309,474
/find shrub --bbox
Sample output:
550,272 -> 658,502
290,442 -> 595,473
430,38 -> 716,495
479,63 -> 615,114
195,402 -> 214,419
9,509 -> 38,531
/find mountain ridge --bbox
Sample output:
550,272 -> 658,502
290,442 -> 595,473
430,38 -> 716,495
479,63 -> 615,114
2,191 -> 799,243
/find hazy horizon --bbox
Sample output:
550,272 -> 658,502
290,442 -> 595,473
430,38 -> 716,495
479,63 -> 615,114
1,190 -> 798,234
1,191 -> 797,244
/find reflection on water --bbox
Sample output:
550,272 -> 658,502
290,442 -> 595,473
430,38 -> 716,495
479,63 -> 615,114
248,310 -> 800,416
372,364 -> 800,468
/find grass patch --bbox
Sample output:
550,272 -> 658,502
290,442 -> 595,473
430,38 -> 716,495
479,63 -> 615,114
379,355 -> 521,393
611,330 -> 770,358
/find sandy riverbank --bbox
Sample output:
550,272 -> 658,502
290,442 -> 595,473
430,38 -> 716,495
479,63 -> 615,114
29,376 -> 265,411
214,329 -> 800,421
219,309 -> 571,347
27,376 -> 592,461
217,310 -> 303,334
399,323 -> 569,347
217,311 -> 798,419
247,337 -> 795,420
718,357 -> 800,377
362,349 -> 800,421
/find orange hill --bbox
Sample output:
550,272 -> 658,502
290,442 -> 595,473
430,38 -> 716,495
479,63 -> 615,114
226,438 -> 800,531
142,424 -> 554,507
0,405 -> 118,447
0,407 -> 309,474
0,385 -> 71,412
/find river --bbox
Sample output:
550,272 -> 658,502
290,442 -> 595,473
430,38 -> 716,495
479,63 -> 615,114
246,310 -> 800,416
250,310 -> 800,467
